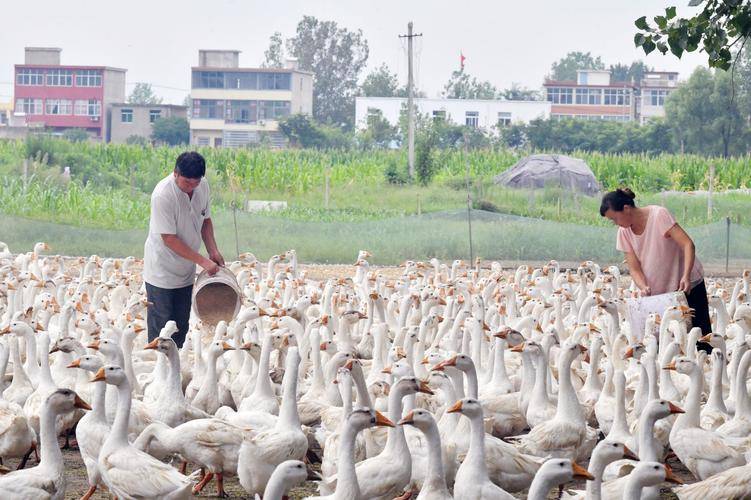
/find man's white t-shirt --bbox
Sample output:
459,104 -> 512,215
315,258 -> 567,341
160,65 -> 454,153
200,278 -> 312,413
143,174 -> 211,289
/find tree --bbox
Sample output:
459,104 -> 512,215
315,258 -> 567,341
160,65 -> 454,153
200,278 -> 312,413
361,63 -> 400,97
499,83 -> 540,101
278,113 -> 353,149
263,31 -> 285,68
550,51 -> 605,81
443,70 -> 498,99
359,108 -> 398,148
634,2 -> 751,70
608,61 -> 653,83
127,83 -> 162,105
279,16 -> 369,127
151,117 -> 189,146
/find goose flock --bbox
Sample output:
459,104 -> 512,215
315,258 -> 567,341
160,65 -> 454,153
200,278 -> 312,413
1,241 -> 751,499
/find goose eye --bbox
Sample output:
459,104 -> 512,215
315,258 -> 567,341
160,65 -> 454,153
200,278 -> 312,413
612,443 -> 618,447
653,466 -> 659,470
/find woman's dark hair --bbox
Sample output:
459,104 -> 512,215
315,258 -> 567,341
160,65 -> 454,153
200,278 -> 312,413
599,188 -> 636,216
174,151 -> 206,179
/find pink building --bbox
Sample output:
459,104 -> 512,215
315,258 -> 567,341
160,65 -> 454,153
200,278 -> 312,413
13,47 -> 126,140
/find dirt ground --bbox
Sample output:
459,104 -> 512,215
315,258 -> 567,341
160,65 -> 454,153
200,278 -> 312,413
0,436 -> 690,499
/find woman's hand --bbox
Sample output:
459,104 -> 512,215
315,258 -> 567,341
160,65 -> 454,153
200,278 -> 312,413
638,285 -> 652,297
677,276 -> 691,294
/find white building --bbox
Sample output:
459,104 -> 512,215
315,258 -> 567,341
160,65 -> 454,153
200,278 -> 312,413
355,96 -> 551,132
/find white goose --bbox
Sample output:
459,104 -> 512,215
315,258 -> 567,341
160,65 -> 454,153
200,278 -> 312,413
397,408 -> 452,500
0,389 -> 90,499
94,364 -> 196,499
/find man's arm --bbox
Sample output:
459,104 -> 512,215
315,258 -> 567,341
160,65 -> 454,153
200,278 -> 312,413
201,218 -> 224,267
161,234 -> 219,275
666,223 -> 696,293
624,251 -> 651,296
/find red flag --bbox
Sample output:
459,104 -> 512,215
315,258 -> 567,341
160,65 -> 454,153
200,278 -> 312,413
460,51 -> 466,71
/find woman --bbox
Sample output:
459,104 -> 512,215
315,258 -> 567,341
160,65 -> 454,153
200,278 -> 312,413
600,188 -> 712,345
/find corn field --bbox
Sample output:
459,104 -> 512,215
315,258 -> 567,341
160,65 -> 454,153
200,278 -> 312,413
0,137 -> 750,231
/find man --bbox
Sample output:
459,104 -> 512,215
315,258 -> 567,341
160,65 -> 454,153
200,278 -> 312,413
143,151 -> 224,348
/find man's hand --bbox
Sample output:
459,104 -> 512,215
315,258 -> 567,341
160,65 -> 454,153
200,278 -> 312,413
209,251 -> 225,268
202,257 -> 220,276
677,276 -> 691,294
638,285 -> 652,297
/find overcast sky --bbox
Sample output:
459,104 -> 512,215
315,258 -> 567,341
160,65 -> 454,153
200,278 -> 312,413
1,0 -> 708,104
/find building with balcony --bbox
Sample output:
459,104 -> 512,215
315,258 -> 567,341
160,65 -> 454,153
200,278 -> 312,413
13,47 -> 126,140
189,50 -> 313,147
354,96 -> 550,132
108,104 -> 188,144
638,71 -> 679,123
543,69 -> 636,122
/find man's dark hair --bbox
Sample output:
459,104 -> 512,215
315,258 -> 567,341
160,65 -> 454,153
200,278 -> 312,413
599,187 -> 636,216
174,151 -> 206,179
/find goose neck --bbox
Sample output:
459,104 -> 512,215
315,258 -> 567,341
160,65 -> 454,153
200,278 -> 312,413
38,401 -> 63,469
110,379 -> 132,449
277,358 -> 301,430
336,421 -> 361,498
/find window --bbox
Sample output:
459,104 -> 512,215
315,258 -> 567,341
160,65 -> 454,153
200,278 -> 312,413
367,107 -> 383,127
45,99 -> 72,115
16,69 -> 44,86
546,87 -> 573,104
465,111 -> 479,127
196,137 -> 210,146
226,100 -> 256,123
74,99 -> 101,116
46,69 -> 73,86
649,89 -> 668,106
225,72 -> 258,90
258,100 -> 290,120
75,70 -> 102,87
193,71 -> 224,88
575,88 -> 601,105
258,72 -> 291,90
578,72 -> 588,85
603,89 -> 631,106
149,109 -> 161,123
497,111 -> 512,127
194,99 -> 223,119
16,98 -> 43,115
432,110 -> 446,121
121,108 -> 133,123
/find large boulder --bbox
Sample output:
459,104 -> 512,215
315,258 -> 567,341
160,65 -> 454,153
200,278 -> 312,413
493,154 -> 601,196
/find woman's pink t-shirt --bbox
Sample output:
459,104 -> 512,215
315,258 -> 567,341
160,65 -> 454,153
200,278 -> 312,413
616,205 -> 703,295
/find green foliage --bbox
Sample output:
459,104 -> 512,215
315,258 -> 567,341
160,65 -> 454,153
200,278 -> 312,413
443,70 -> 498,99
127,83 -> 163,105
263,31 -> 285,68
415,125 -> 438,185
361,63 -> 402,97
665,66 -> 748,157
151,117 -> 190,146
62,128 -> 89,143
359,108 -> 398,148
634,2 -> 751,69
126,135 -> 149,146
384,159 -> 409,185
499,84 -> 541,101
279,16 -> 369,127
608,60 -> 653,83
278,114 -> 353,149
550,51 -> 605,80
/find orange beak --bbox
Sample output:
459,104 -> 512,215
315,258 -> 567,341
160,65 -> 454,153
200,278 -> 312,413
623,445 -> 639,461
572,461 -> 594,480
663,361 -> 677,371
221,341 -> 235,351
382,366 -> 393,375
91,367 -> 106,383
144,338 -> 159,350
398,410 -> 415,426
668,402 -> 685,414
74,394 -> 92,411
374,410 -> 395,428
418,380 -> 434,395
87,341 -> 100,351
67,359 -> 81,369
510,343 -> 525,353
446,400 -> 463,414
664,464 -> 683,484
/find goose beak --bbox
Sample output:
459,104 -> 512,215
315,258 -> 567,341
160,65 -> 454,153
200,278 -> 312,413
398,411 -> 415,426
664,464 -> 683,484
374,410 -> 395,428
699,334 -> 712,343
134,325 -> 145,334
663,361 -> 677,371
572,462 -> 594,480
418,380 -> 434,395
382,366 -> 392,375
319,342 -> 328,351
447,400 -> 463,414
430,362 -> 445,372
482,322 -> 490,331
74,394 -> 92,411
87,341 -> 100,351
442,356 -> 458,367
144,338 -> 159,350
91,367 -> 106,383
221,341 -> 235,351
510,343 -> 525,353
494,330 -> 508,339
624,347 -> 634,359
623,445 -> 639,461
67,359 -> 81,369
668,402 -> 685,414
420,356 -> 429,365
35,323 -> 44,332
0,326 -> 9,335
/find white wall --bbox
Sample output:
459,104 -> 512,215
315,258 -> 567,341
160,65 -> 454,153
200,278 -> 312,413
355,97 -> 551,131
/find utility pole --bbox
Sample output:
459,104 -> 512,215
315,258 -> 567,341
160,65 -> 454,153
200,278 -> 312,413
400,22 -> 422,178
